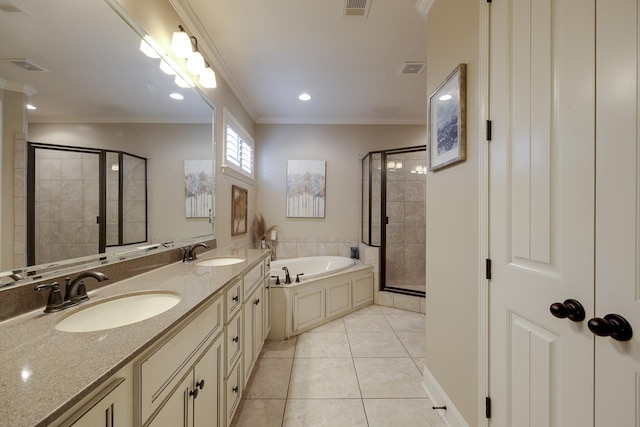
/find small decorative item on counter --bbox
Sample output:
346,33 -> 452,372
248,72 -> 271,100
350,247 -> 359,259
250,214 -> 278,249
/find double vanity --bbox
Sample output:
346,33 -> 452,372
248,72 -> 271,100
0,248 -> 272,427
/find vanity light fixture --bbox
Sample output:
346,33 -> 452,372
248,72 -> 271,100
199,66 -> 217,88
386,161 -> 403,171
169,92 -> 184,100
139,35 -> 162,59
298,93 -> 311,101
159,57 -> 178,75
111,164 -> 119,171
171,25 -> 192,58
26,104 -> 36,110
186,37 -> 205,75
411,165 -> 427,174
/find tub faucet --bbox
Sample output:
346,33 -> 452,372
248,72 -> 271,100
282,267 -> 291,284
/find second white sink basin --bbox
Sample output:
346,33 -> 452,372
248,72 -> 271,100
197,257 -> 245,267
55,292 -> 181,333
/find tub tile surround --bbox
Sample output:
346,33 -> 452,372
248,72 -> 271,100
0,247 -> 269,427
274,235 -> 359,260
232,304 -> 442,427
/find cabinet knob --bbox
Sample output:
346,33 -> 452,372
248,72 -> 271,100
254,298 -> 260,305
196,379 -> 205,390
232,295 -> 239,302
232,336 -> 239,343
189,388 -> 199,399
232,386 -> 239,393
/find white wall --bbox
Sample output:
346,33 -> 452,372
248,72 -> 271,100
255,124 -> 426,252
425,0 -> 480,424
28,122 -> 213,245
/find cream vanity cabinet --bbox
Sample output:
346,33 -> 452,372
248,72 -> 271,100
136,296 -> 225,427
241,260 -> 270,386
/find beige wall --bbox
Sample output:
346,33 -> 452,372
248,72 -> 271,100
425,0 -> 480,424
117,0 -> 256,249
28,122 -> 213,245
255,124 -> 426,253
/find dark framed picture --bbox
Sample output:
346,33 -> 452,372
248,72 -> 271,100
428,63 -> 467,171
231,185 -> 248,236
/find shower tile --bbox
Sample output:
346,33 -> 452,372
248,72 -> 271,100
38,159 -> 61,180
405,223 -> 426,244
61,159 -> 82,180
339,243 -> 355,258
83,180 -> 99,202
61,181 -> 83,202
318,237 -> 340,243
60,202 -> 82,223
283,399 -> 367,427
405,244 -> 426,265
296,236 -> 318,243
405,264 -> 426,286
14,169 -> 25,196
84,203 -> 99,224
394,294 -> 421,313
413,358 -> 428,372
277,242 -> 297,259
82,158 -> 99,179
405,202 -> 426,223
386,168 -> 404,181
39,181 -> 61,202
386,223 -> 405,243
405,180 -> 426,202
386,202 -> 405,223
14,199 -> 25,227
378,291 -> 394,308
386,181 -> 405,201
421,298 -> 426,314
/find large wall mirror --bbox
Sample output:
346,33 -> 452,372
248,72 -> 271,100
0,0 -> 215,286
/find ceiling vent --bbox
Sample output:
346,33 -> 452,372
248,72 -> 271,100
3,58 -> 48,72
343,0 -> 371,18
0,1 -> 27,14
399,62 -> 426,75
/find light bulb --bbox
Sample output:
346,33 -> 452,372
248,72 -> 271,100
187,51 -> 205,74
298,93 -> 311,101
199,67 -> 217,88
439,94 -> 453,101
159,58 -> 178,75
172,28 -> 192,58
396,161 -> 403,169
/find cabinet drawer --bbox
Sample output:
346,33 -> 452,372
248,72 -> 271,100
137,296 -> 223,423
226,360 -> 242,426
226,310 -> 242,376
243,262 -> 263,300
225,278 -> 243,321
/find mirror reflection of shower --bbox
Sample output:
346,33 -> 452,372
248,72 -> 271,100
27,142 -> 148,266
362,146 -> 426,296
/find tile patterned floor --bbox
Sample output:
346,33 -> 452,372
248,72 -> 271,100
230,304 -> 445,427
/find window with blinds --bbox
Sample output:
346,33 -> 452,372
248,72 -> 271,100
224,109 -> 254,178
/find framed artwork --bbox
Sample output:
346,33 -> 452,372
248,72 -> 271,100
184,160 -> 213,218
231,185 -> 248,236
286,160 -> 326,218
428,63 -> 467,171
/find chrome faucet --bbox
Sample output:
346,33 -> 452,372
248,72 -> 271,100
181,243 -> 209,262
282,267 -> 291,284
35,271 -> 108,313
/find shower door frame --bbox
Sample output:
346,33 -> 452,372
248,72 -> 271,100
362,145 -> 426,297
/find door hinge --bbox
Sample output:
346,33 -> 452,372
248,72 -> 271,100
485,259 -> 492,280
486,120 -> 492,141
486,397 -> 492,418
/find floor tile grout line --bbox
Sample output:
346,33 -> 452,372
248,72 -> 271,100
344,317 -> 370,426
281,336 -> 299,427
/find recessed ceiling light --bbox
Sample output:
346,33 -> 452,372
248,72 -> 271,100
26,104 -> 36,110
169,93 -> 184,100
439,94 -> 452,101
298,93 -> 311,101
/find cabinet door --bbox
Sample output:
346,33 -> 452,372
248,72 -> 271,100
352,272 -> 373,308
263,281 -> 271,339
242,298 -> 255,385
292,283 -> 325,332
226,310 -> 242,376
68,379 -> 128,427
193,334 -> 224,427
326,278 -> 351,318
253,285 -> 264,360
148,374 -> 192,427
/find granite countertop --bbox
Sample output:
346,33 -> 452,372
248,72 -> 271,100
0,248 -> 269,427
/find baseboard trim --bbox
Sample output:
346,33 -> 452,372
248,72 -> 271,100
421,365 -> 470,427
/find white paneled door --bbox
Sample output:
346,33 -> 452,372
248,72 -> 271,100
490,0 -> 640,426
489,0 -> 596,425
595,1 -> 640,425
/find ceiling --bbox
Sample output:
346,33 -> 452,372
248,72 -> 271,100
173,0 -> 428,125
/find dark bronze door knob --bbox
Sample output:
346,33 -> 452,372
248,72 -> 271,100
549,299 -> 586,322
588,314 -> 633,341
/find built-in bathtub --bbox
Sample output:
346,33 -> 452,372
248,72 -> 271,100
270,256 -> 356,282
267,256 -> 373,339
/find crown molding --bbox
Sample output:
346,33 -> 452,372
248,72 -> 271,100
256,115 -> 427,125
0,78 -> 37,96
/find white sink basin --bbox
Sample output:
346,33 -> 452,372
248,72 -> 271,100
55,292 -> 181,333
197,257 -> 246,267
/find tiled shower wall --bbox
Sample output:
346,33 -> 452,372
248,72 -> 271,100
33,148 -> 100,264
274,235 -> 359,260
